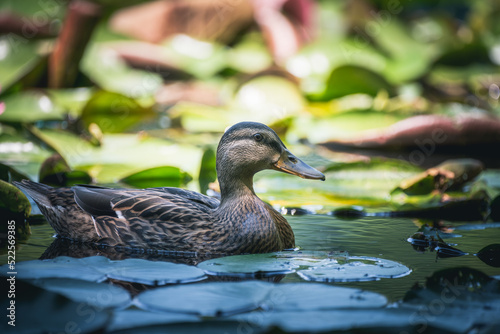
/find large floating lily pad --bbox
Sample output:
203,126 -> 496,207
232,308 -> 476,334
107,309 -> 199,332
0,279 -> 110,334
262,283 -> 387,311
1,256 -> 206,285
198,251 -> 411,282
298,256 -> 412,282
5,256 -> 106,282
135,281 -> 274,317
30,278 -> 131,309
93,257 -> 207,285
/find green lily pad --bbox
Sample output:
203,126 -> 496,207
308,65 -> 395,101
232,308 -> 471,333
1,256 -> 206,285
47,88 -> 94,118
39,154 -> 92,186
91,257 -> 206,285
0,90 -> 65,123
120,166 -> 192,188
0,279 -> 110,334
29,278 -> 131,309
109,320 -> 262,334
262,283 -> 387,311
81,44 -> 163,99
0,36 -> 42,90
198,251 -> 411,282
107,310 -> 199,332
232,75 -> 305,124
0,179 -> 31,216
80,90 -> 157,133
135,281 -> 274,317
31,129 -> 204,183
5,256 -> 106,282
198,251 -> 332,276
297,256 -> 412,282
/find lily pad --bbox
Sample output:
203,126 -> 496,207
308,65 -> 395,101
0,179 -> 31,216
0,90 -> 65,123
4,256 -> 106,282
297,256 -> 412,282
232,308 -> 470,334
1,256 -> 206,285
0,37 -> 43,90
262,283 -> 387,311
107,309 -> 199,332
92,257 -> 206,285
198,251 -> 411,282
198,251 -> 338,277
475,244 -> 500,267
120,166 -> 192,188
136,281 -> 274,317
80,90 -> 157,133
0,279 -> 110,334
29,278 -> 131,309
38,153 -> 92,186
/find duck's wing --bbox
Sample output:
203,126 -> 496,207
146,187 -> 219,209
72,185 -> 218,250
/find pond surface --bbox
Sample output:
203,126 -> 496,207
3,212 -> 499,302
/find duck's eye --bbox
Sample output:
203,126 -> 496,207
253,133 -> 263,142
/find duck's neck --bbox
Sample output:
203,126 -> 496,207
217,172 -> 258,207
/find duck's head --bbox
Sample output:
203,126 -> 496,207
216,122 -> 325,192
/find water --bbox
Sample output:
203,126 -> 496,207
3,213 -> 499,302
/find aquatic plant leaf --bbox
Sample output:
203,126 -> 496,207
308,65 -> 395,101
108,320 -> 259,334
47,88 -> 94,118
232,75 -> 305,124
198,251 -> 411,282
80,90 -> 157,133
298,256 -> 411,282
107,310 -> 199,332
89,257 -> 207,285
135,281 -> 274,317
0,90 -> 65,123
38,153 -> 92,186
392,159 -> 484,196
199,147 -> 217,194
5,256 -> 106,282
476,244 -> 500,267
30,278 -> 131,309
0,179 -> 31,216
0,37 -> 42,90
1,256 -> 206,285
120,166 -> 192,188
0,163 -> 30,183
0,279 -> 110,334
232,308 -> 479,334
81,44 -> 163,99
32,129 -> 203,183
261,283 -> 387,311
256,158 -> 421,208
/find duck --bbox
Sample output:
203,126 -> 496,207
14,122 -> 325,254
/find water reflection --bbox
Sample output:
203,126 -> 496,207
2,213 -> 500,302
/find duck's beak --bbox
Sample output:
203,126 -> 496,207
273,150 -> 326,181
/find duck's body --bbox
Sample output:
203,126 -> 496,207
15,122 -> 324,254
